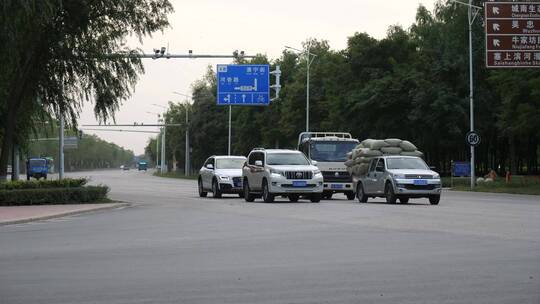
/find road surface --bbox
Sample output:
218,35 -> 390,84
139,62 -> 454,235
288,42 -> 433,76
1,169 -> 539,304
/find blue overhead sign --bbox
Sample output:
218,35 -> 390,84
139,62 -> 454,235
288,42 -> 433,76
217,64 -> 270,105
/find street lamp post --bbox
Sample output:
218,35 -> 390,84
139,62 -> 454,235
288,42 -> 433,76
152,103 -> 168,174
450,0 -> 481,189
173,92 -> 192,176
146,111 -> 161,168
285,44 -> 317,132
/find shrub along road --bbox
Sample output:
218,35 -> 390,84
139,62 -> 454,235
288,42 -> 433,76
0,169 -> 539,304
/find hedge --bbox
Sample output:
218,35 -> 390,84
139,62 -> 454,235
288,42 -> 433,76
0,185 -> 109,206
0,178 -> 88,190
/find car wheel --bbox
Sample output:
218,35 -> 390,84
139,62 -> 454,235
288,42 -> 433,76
429,195 -> 440,205
243,179 -> 255,202
322,192 -> 332,200
356,183 -> 368,203
310,193 -> 322,203
262,179 -> 275,203
345,191 -> 355,200
385,182 -> 397,204
399,197 -> 409,204
288,194 -> 299,202
198,178 -> 207,197
212,179 -> 222,198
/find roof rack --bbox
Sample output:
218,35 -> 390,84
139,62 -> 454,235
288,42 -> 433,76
298,132 -> 353,145
252,147 -> 265,151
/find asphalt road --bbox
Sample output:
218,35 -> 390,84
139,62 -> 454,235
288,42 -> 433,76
1,169 -> 539,304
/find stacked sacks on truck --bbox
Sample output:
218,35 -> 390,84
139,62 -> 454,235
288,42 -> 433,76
344,138 -> 424,176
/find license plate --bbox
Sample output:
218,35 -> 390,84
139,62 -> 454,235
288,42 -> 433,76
331,184 -> 343,189
414,179 -> 428,185
292,181 -> 307,187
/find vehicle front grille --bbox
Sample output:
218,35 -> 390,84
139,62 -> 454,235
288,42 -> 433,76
403,184 -> 438,190
405,174 -> 433,179
281,184 -> 317,188
232,177 -> 242,187
285,171 -> 313,180
322,171 -> 352,183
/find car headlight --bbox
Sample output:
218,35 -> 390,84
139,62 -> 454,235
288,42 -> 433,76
392,173 -> 405,179
218,175 -> 230,181
433,174 -> 440,179
313,169 -> 321,175
269,169 -> 284,176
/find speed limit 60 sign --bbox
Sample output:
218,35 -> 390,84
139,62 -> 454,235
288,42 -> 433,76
466,131 -> 481,147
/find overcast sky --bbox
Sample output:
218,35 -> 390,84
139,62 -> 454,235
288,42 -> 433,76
79,0 -> 437,155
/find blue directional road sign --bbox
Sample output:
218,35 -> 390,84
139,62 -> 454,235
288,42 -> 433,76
217,64 -> 270,106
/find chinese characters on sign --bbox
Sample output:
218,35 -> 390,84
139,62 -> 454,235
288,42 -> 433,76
216,64 -> 270,105
486,2 -> 540,68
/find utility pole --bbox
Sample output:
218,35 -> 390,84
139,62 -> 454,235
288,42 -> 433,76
228,105 -> 232,155
285,44 -> 317,132
185,104 -> 190,175
468,0 -> 475,189
59,116 -> 65,179
449,0 -> 481,189
161,124 -> 166,174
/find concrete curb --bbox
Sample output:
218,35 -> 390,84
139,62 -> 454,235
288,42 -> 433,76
0,202 -> 131,226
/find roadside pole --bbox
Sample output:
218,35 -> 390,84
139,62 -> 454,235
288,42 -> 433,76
306,43 -> 310,132
59,116 -> 65,180
13,145 -> 19,180
185,104 -> 189,176
228,105 -> 232,155
468,1 -> 476,189
161,125 -> 166,174
156,131 -> 159,169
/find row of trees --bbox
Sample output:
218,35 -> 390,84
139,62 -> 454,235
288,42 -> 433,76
0,0 -> 173,180
27,133 -> 135,172
150,0 -> 539,176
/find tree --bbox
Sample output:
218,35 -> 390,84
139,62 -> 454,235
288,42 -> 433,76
0,0 -> 173,180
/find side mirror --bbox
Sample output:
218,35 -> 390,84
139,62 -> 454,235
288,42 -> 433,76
255,160 -> 263,167
311,160 -> 318,166
206,164 -> 214,170
429,166 -> 436,171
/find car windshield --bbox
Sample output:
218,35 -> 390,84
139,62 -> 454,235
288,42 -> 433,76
310,141 -> 358,162
29,159 -> 46,166
216,158 -> 245,169
267,153 -> 310,166
387,158 -> 428,170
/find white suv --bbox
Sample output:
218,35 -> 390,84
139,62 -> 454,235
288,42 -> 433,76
242,149 -> 324,203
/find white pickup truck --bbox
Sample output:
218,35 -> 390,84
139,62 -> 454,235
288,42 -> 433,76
353,155 -> 442,205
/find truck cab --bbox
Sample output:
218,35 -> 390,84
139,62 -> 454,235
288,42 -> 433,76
298,132 -> 359,200
26,157 -> 48,180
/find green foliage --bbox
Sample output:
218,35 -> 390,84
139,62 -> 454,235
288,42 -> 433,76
147,1 -> 539,177
0,186 -> 109,205
0,0 -> 173,178
0,178 -> 88,190
25,133 -> 135,171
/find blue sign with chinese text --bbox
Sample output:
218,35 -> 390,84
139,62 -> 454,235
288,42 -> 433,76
217,64 -> 270,106
453,161 -> 471,177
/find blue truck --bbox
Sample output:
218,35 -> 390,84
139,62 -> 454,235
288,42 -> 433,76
138,160 -> 148,171
26,157 -> 49,180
